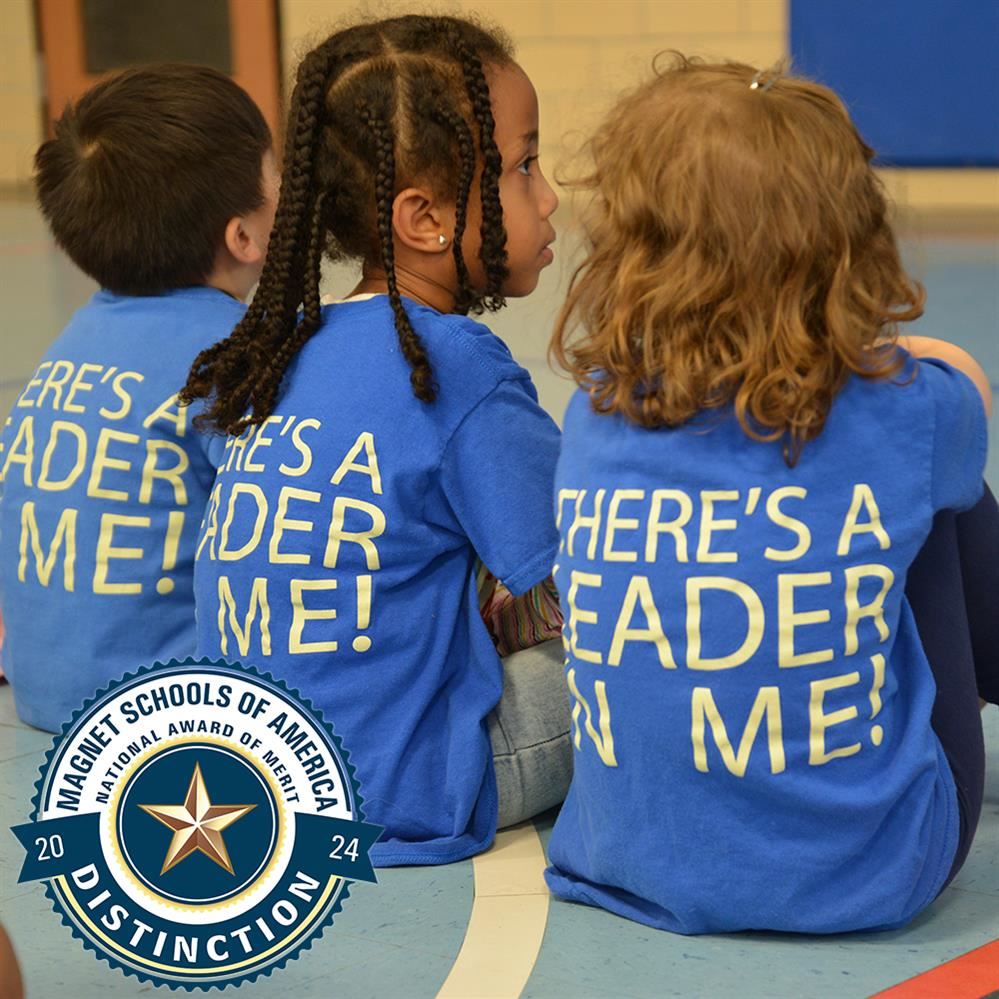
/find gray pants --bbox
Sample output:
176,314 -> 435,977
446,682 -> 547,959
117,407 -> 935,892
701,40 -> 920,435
488,638 -> 573,828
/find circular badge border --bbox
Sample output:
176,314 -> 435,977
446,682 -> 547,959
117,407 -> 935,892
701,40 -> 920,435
44,870 -> 349,986
28,656 -> 368,992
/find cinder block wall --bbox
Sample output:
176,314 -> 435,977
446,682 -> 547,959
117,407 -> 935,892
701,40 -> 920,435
0,0 -> 42,186
279,0 -> 998,216
280,0 -> 785,184
1,0 -> 994,214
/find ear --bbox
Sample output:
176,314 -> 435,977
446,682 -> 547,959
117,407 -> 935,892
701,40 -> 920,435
392,187 -> 454,254
222,215 -> 266,267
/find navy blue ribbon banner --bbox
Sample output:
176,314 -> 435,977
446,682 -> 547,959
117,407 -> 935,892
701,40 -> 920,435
12,812 -> 381,886
10,658 -> 383,990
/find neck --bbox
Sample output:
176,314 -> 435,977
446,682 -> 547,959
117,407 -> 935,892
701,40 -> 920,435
354,263 -> 456,314
205,252 -> 257,302
204,278 -> 248,302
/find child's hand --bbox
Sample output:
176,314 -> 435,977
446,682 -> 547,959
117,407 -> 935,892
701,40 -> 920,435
898,335 -> 993,417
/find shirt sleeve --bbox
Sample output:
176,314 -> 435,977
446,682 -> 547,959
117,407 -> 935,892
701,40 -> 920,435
438,376 -> 561,596
921,357 -> 988,513
201,428 -> 229,474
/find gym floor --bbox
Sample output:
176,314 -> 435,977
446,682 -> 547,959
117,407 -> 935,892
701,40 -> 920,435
0,199 -> 997,997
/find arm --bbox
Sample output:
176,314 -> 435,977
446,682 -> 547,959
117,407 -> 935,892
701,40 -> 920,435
439,377 -> 561,597
898,335 -> 993,417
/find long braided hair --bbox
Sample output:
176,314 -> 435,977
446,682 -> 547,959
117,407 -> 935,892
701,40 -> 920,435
181,16 -> 513,435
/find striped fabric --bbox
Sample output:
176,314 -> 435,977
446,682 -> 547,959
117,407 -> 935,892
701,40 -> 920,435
476,561 -> 564,657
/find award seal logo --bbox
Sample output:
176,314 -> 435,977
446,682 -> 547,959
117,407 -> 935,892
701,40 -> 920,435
11,658 -> 382,990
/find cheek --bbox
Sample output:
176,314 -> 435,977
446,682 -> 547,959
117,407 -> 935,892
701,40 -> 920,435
505,216 -> 537,264
496,176 -> 531,233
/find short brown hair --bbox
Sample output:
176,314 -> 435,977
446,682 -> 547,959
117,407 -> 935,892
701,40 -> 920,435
35,64 -> 272,295
551,55 -> 924,464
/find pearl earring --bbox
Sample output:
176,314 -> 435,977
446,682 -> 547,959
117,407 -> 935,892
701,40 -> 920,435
438,233 -> 448,247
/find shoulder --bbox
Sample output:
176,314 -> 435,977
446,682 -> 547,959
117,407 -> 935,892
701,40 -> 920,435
563,386 -> 597,425
398,303 -> 542,420
408,305 -> 530,390
895,351 -> 988,510
162,287 -> 248,341
890,350 -> 989,425
312,297 -> 540,423
120,288 -> 247,341
843,349 -> 980,412
316,298 -> 524,379
71,288 -> 246,350
911,352 -> 988,446
910,350 -> 986,398
898,336 -> 992,416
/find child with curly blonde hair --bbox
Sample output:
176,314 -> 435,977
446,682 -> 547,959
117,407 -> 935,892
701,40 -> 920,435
544,56 -> 996,934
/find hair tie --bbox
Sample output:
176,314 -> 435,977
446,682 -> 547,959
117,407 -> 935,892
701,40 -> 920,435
750,70 -> 777,92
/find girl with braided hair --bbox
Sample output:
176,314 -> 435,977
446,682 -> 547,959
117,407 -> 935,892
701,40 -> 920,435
181,15 -> 567,865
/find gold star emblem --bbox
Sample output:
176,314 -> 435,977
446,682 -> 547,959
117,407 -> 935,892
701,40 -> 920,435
139,763 -> 256,876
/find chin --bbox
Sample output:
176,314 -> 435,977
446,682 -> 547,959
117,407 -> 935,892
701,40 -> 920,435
502,275 -> 541,298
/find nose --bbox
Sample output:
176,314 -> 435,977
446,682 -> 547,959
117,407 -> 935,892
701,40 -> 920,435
541,173 -> 559,218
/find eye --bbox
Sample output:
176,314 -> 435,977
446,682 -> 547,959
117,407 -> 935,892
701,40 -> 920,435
517,155 -> 539,176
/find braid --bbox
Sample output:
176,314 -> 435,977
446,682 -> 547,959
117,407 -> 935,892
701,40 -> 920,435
364,105 -> 436,402
252,192 -> 327,419
181,44 -> 338,433
431,105 -> 476,315
300,191 -> 327,330
453,41 -> 509,311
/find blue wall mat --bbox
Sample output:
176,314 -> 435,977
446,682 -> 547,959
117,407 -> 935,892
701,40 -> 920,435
790,0 -> 999,166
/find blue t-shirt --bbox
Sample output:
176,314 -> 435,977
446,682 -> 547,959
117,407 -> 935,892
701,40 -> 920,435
0,287 -> 241,731
192,296 -> 561,865
544,355 -> 987,934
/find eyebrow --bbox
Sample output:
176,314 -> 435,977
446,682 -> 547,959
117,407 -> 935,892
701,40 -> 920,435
521,130 -> 539,146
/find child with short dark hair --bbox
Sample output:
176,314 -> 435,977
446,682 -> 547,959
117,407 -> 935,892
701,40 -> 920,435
181,15 -> 570,866
0,64 -> 277,731
544,57 -> 996,934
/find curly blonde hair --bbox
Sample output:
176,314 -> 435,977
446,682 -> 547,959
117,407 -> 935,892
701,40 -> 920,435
551,56 -> 924,464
